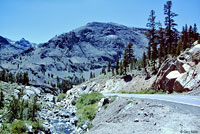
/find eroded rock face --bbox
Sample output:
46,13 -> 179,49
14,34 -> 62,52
153,43 -> 200,93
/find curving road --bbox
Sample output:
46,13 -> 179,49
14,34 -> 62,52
103,93 -> 200,107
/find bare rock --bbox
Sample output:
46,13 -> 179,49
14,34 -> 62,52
134,119 -> 139,122
152,43 -> 200,93
152,58 -> 176,92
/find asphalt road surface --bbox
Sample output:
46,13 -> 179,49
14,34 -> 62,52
103,93 -> 200,107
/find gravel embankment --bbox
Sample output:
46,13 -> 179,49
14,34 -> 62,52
87,97 -> 200,134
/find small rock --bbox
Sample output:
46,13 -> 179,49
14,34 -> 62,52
81,124 -> 88,130
140,108 -> 144,111
144,113 -> 148,117
154,122 -> 157,126
149,113 -> 154,117
144,119 -> 150,122
134,119 -> 139,122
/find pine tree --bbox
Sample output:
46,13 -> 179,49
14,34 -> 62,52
115,58 -> 119,75
158,26 -> 165,62
0,70 -> 6,81
126,43 -> 135,63
19,99 -> 25,120
101,66 -> 106,75
120,62 -> 123,75
7,96 -> 20,122
0,88 -> 4,109
112,68 -> 115,76
123,50 -> 128,74
93,73 -> 95,78
142,52 -> 147,71
147,45 -> 151,60
90,72 -> 93,79
23,72 -> 29,85
107,61 -> 111,72
193,23 -> 198,41
182,25 -> 189,50
8,72 -> 14,83
146,10 -> 159,72
31,95 -> 39,121
130,59 -> 134,70
188,25 -> 193,46
172,30 -> 179,56
164,0 -> 178,54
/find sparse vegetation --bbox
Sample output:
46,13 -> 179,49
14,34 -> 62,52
0,84 -> 43,133
121,89 -> 166,94
57,93 -> 67,102
75,92 -> 103,127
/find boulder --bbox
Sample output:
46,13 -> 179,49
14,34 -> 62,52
152,58 -> 176,91
175,58 -> 185,73
153,44 -> 200,93
165,71 -> 181,93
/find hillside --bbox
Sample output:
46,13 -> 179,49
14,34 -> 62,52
0,36 -> 36,60
0,22 -> 148,91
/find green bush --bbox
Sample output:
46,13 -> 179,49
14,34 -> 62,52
32,121 -> 43,133
57,93 -> 67,102
76,92 -> 103,127
10,120 -> 27,134
76,92 -> 103,109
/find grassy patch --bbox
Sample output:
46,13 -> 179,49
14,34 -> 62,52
76,92 -> 103,127
121,89 -> 166,94
57,93 -> 67,102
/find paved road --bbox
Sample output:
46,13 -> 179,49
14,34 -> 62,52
103,93 -> 200,107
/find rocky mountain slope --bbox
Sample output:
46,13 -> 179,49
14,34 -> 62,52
0,22 -> 148,89
0,36 -> 36,60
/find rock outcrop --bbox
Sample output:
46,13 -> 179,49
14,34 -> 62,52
153,43 -> 200,93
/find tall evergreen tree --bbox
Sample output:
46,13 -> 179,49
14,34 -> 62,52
193,23 -> 198,41
23,72 -> 29,85
158,26 -> 165,63
130,59 -> 134,70
107,61 -> 111,72
142,52 -> 147,71
182,25 -> 189,50
146,10 -> 159,72
31,95 -> 39,121
8,73 -> 14,83
93,73 -> 95,78
119,62 -> 123,75
0,88 -> 4,109
101,66 -> 106,75
125,43 -> 135,63
188,25 -> 193,46
164,0 -> 178,54
0,70 -> 6,81
123,50 -> 128,74
115,58 -> 119,75
90,72 -> 93,79
112,67 -> 115,76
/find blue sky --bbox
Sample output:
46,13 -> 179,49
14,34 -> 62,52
0,0 -> 199,43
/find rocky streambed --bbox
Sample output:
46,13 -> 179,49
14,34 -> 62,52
0,81 -> 81,134
37,93 -> 81,134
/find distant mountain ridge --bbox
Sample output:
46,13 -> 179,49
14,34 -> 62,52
0,22 -> 148,90
0,36 -> 37,60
